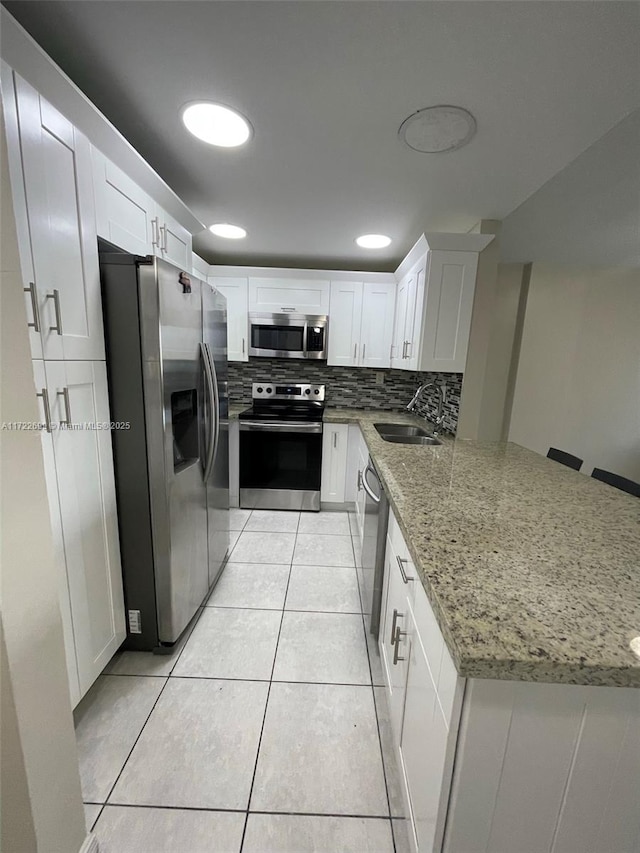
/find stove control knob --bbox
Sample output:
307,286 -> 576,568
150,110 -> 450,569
314,389 -> 320,395
266,387 -> 273,394
257,386 -> 263,394
305,389 -> 311,395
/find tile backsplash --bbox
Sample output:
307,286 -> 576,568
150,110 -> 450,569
227,358 -> 462,434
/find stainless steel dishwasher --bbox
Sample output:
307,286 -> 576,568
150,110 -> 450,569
359,456 -> 389,638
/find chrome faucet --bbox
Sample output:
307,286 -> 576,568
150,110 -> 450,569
406,381 -> 447,435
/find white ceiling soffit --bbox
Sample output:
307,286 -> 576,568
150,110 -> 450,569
2,1 -> 639,270
501,110 -> 640,268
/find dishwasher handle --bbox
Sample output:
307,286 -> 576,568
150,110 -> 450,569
361,462 -> 381,504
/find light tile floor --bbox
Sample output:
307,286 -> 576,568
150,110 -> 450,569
77,510 -> 410,853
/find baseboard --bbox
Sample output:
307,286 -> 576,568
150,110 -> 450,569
79,832 -> 99,853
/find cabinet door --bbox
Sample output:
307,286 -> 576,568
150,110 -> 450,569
210,277 -> 249,361
379,533 -> 410,741
327,281 -> 363,366
399,607 -> 450,853
46,360 -> 126,700
404,262 -> 426,372
360,281 -> 396,368
320,424 -> 349,503
192,253 -> 210,281
157,208 -> 192,270
15,76 -> 104,360
419,250 -> 478,373
92,147 -> 157,255
32,360 -> 81,707
249,277 -> 330,314
391,272 -> 410,369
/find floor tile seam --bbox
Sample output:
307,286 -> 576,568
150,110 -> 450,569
90,801 -> 393,821
239,560 -> 293,852
203,605 -> 364,615
101,673 -> 172,807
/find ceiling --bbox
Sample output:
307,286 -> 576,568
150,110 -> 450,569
3,1 -> 639,270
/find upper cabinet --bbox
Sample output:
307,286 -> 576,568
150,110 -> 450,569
209,276 -> 249,362
192,252 -> 210,281
328,279 -> 395,368
249,277 -> 330,314
6,72 -> 105,360
392,234 -> 493,373
92,147 -> 192,269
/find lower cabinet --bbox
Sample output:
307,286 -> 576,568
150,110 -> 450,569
320,424 -> 349,503
380,507 -> 464,853
33,359 -> 126,707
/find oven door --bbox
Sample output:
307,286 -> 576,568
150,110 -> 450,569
239,421 -> 322,511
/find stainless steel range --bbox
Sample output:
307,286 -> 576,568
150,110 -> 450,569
239,382 -> 325,511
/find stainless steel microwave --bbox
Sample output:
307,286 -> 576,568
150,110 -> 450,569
248,312 -> 328,359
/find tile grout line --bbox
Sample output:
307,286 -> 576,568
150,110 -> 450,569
238,518 -> 297,853
349,515 -> 397,853
86,801 -> 393,820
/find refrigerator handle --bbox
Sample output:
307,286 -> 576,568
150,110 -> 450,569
204,343 -> 220,482
200,343 -> 216,482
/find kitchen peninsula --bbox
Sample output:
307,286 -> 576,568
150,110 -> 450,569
324,408 -> 640,853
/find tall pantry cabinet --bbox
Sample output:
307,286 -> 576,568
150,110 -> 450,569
2,66 -> 126,707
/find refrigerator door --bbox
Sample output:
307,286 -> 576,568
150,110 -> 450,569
202,281 -> 230,586
140,258 -> 209,643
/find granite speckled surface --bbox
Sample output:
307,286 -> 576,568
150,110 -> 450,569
325,409 -> 640,688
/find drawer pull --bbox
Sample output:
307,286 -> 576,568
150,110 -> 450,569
390,608 -> 403,645
396,555 -> 414,584
47,289 -> 63,335
24,282 -> 41,332
393,626 -> 407,665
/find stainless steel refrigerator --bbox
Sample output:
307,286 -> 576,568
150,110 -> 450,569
100,251 -> 229,652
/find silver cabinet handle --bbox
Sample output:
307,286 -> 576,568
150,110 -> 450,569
362,343 -> 366,360
353,343 -> 357,360
36,388 -> 52,433
57,387 -> 72,426
393,626 -> 407,664
396,555 -> 414,584
151,217 -> 160,248
47,290 -> 63,335
333,432 -> 337,448
159,224 -> 168,253
24,282 -> 41,332
242,337 -> 245,355
357,469 -> 362,491
405,341 -> 412,359
390,608 -> 403,645
280,307 -> 296,312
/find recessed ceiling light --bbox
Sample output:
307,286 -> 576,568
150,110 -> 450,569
356,234 -> 392,249
209,223 -> 247,239
399,105 -> 476,153
181,102 -> 251,147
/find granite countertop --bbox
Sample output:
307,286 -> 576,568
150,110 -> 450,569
228,403 -> 247,420
324,408 -> 640,688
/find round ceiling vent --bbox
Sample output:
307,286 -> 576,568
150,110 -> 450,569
399,105 -> 477,153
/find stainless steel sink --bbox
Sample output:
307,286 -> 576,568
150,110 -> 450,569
373,423 -> 442,446
374,423 -> 430,437
382,434 -> 442,446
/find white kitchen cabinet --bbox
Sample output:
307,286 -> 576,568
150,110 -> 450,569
92,147 -> 156,255
328,280 -> 395,368
320,423 -> 349,503
327,281 -> 363,366
391,242 -> 483,373
34,360 -> 126,705
391,260 -> 423,370
419,250 -> 479,373
192,252 -> 210,281
12,73 -> 105,361
379,531 -> 411,740
209,276 -> 249,362
249,277 -> 330,314
156,206 -> 191,270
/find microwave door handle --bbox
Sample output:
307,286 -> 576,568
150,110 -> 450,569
200,343 -> 216,482
302,321 -> 308,358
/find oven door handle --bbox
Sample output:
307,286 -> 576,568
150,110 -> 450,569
239,421 -> 323,434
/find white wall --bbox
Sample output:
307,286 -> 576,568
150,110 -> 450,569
509,264 -> 640,481
0,102 -> 87,853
